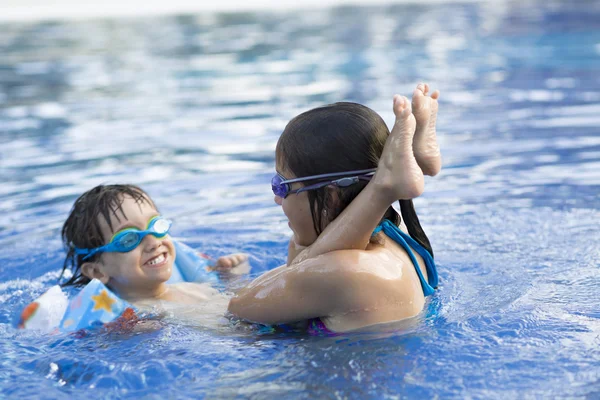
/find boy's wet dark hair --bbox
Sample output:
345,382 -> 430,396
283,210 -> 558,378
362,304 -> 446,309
59,184 -> 158,287
276,102 -> 433,257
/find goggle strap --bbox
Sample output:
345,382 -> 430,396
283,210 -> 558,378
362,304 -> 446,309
293,173 -> 374,194
280,168 -> 377,185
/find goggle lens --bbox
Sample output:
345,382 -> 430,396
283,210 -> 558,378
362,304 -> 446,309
153,218 -> 170,236
117,231 -> 140,250
271,174 -> 288,198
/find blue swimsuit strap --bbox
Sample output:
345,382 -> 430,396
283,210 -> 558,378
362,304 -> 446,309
372,219 -> 438,296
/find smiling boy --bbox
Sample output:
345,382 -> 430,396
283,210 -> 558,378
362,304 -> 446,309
60,184 -> 247,313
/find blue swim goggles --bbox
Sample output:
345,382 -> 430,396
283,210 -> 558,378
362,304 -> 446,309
271,168 -> 377,199
74,216 -> 172,261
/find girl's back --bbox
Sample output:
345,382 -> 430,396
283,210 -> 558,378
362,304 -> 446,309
306,228 -> 430,332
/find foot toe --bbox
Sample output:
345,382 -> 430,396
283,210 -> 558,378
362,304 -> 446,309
393,94 -> 407,116
412,88 -> 424,100
394,95 -> 411,118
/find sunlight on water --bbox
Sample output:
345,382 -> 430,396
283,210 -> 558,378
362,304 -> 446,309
1,0 -> 600,398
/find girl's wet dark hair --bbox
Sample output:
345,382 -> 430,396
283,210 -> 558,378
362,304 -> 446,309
276,102 -> 433,257
59,184 -> 157,287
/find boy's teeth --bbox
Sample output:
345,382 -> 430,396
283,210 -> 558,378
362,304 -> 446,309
147,254 -> 165,265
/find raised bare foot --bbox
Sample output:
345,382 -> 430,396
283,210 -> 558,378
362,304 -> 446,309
411,83 -> 441,176
375,95 -> 424,201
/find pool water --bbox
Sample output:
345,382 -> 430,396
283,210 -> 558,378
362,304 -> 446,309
1,1 -> 600,398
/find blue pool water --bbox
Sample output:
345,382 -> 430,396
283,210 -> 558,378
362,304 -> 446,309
1,1 -> 600,398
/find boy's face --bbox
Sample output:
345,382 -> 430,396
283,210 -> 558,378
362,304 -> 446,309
85,195 -> 176,297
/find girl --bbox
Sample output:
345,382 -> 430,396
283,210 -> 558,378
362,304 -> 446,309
229,84 -> 441,333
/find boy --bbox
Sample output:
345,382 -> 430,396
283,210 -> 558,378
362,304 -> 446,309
60,184 -> 247,316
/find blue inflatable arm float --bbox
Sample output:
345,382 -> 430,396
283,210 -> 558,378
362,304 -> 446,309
168,241 -> 215,284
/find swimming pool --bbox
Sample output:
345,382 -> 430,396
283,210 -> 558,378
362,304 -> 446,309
1,1 -> 600,398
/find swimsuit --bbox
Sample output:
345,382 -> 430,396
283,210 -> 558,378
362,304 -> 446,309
307,219 -> 439,335
372,219 -> 438,296
307,317 -> 336,336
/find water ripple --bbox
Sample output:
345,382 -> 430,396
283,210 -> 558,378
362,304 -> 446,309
1,1 -> 600,398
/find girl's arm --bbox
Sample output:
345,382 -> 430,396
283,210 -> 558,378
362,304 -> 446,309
229,251 -> 371,325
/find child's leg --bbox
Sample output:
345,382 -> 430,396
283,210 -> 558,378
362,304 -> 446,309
292,95 -> 424,264
412,83 -> 441,176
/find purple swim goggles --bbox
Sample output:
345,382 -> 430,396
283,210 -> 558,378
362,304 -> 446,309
271,168 -> 377,199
